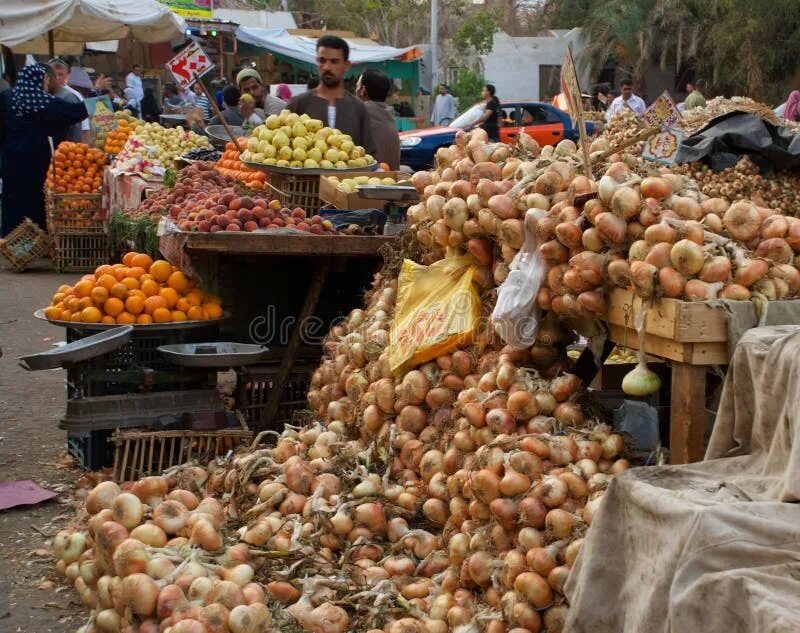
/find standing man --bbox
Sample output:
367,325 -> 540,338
684,79 -> 707,109
605,79 -> 646,121
356,70 -> 400,169
287,35 -> 374,154
125,64 -> 145,103
431,83 -> 456,126
236,68 -> 285,117
49,58 -> 89,142
474,84 -> 501,142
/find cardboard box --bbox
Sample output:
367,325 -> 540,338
318,171 -> 409,210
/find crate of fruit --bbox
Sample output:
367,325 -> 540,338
0,218 -> 51,271
46,191 -> 107,235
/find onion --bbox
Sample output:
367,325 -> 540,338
644,222 -> 678,244
190,517 -> 222,551
658,267 -> 686,298
631,261 -> 658,297
534,171 -> 563,196
756,237 -> 793,263
700,256 -> 732,283
622,361 -> 661,396
724,201 -> 761,240
720,284 -> 751,300
611,186 -> 641,219
644,242 -> 673,269
307,603 -> 349,633
684,279 -> 724,301
734,258 -> 769,287
628,239 -> 650,262
111,493 -> 143,529
123,573 -> 159,616
401,370 -> 430,404
641,176 -> 672,199
673,196 -> 702,220
670,239 -> 705,276
595,212 -> 626,244
554,402 -> 585,425
514,572 -> 553,608
500,219 -> 524,249
607,259 -> 631,288
444,197 -> 469,231
113,538 -> 149,577
507,391 -> 540,421
86,481 -> 121,515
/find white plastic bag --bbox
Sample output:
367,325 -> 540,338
491,208 -> 545,348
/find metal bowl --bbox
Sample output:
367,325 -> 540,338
242,160 -> 378,176
18,326 -> 134,370
34,309 -> 226,332
206,125 -> 245,148
157,342 -> 270,367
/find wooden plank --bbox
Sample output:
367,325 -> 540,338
670,363 -> 707,464
185,232 -> 395,257
606,323 -> 728,365
605,288 -> 728,343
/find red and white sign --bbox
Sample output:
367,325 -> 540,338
166,41 -> 214,91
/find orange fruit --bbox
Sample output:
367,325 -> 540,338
122,277 -> 140,291
81,306 -> 102,323
172,310 -> 188,322
159,287 -> 180,309
126,266 -> 145,280
128,289 -> 146,299
136,314 -> 153,325
167,271 -> 189,294
66,297 -> 81,312
203,303 -> 223,320
110,283 -> 128,299
131,254 -> 153,270
101,315 -> 116,325
75,279 -> 94,298
104,297 -> 125,317
70,311 -> 82,322
122,252 -> 137,266
152,307 -> 172,323
139,273 -> 154,284
205,293 -> 222,305
141,279 -> 160,297
60,309 -> 73,321
57,284 -> 71,294
116,312 -> 136,324
78,297 -> 94,310
144,295 -> 167,315
185,290 -> 204,306
95,264 -> 114,277
187,306 -> 204,321
52,292 -> 66,305
125,295 -> 145,315
149,260 -> 172,283
91,286 -> 109,305
176,298 -> 193,313
44,306 -> 62,320
97,274 -> 117,290
113,267 -> 129,281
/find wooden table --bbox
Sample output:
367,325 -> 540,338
184,232 -> 396,431
603,288 -> 729,464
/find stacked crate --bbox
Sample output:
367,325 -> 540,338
46,192 -> 110,272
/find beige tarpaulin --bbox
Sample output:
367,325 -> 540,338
565,325 -> 800,633
0,0 -> 187,53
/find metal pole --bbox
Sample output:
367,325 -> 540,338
430,0 -> 439,91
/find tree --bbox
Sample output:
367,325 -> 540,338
453,11 -> 500,56
450,69 -> 484,111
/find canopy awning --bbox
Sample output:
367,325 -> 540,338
235,27 -> 422,66
0,0 -> 187,52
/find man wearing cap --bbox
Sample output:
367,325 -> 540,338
236,68 -> 285,118
286,35 -> 374,154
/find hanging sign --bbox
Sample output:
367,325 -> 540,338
158,0 -> 213,19
643,127 -> 684,165
166,41 -> 214,91
643,91 -> 682,129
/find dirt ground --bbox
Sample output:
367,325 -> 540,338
0,260 -> 88,632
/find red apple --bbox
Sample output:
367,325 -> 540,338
226,223 -> 241,231
239,196 -> 254,210
216,215 -> 230,228
311,215 -> 323,224
198,220 -> 211,232
297,222 -> 310,231
244,220 -> 258,232
309,224 -> 323,234
238,209 -> 253,223
259,217 -> 271,228
273,217 -> 285,227
292,208 -> 306,220
252,206 -> 266,220
210,224 -> 221,232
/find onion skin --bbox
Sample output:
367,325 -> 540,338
622,363 -> 662,396
724,201 -> 761,241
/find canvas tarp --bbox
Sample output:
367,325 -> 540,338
235,27 -> 422,66
564,325 -> 800,633
0,0 -> 187,53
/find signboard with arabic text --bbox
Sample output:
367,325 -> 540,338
643,127 -> 684,165
166,42 -> 215,92
643,91 -> 682,130
158,0 -> 212,18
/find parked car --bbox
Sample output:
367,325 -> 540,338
400,101 -> 596,171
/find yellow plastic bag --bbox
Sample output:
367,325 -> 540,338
388,256 -> 481,374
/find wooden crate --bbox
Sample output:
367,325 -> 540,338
53,232 -> 111,272
604,288 -> 728,365
235,363 -> 314,430
319,171 -> 405,210
112,426 -> 252,481
46,191 -> 107,235
269,172 -> 322,211
0,218 -> 50,271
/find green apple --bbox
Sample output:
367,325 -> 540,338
335,160 -> 348,169
304,158 -> 320,169
266,115 -> 281,130
257,140 -> 272,154
265,157 -> 277,165
381,177 -> 396,185
292,122 -> 307,137
314,139 -> 328,153
340,140 -> 354,154
292,137 -> 308,150
318,127 -> 334,139
324,148 -> 340,163
258,128 -> 274,143
277,159 -> 290,167
368,177 -> 382,185
307,148 -> 323,162
351,146 -> 365,159
328,134 -> 342,148
272,131 -> 290,149
354,176 -> 370,184
246,137 -> 259,152
320,159 -> 334,169
252,152 -> 265,162
306,119 -> 322,133
285,112 -> 299,125
290,160 -> 303,168
278,145 -> 293,161
338,150 -> 350,163
292,147 -> 307,162
364,154 -> 375,164
299,113 -> 311,122
262,144 -> 277,159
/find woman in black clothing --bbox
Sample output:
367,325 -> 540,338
475,83 -> 501,142
0,63 -> 88,234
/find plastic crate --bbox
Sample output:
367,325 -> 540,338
112,425 -> 252,481
270,172 -> 322,211
53,232 -> 111,272
67,429 -> 115,471
235,363 -> 313,429
0,218 -> 50,271
65,322 -> 220,398
46,192 -> 107,235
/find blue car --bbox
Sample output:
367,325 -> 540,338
400,100 -> 596,171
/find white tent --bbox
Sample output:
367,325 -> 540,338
235,27 -> 421,65
0,0 -> 187,54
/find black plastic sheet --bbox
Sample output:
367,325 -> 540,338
676,112 -> 800,172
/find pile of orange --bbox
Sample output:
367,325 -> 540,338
216,141 -> 266,190
46,142 -> 107,194
104,119 -> 135,155
43,252 -> 223,325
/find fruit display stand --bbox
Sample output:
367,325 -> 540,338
600,287 -> 800,463
184,231 -> 396,430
